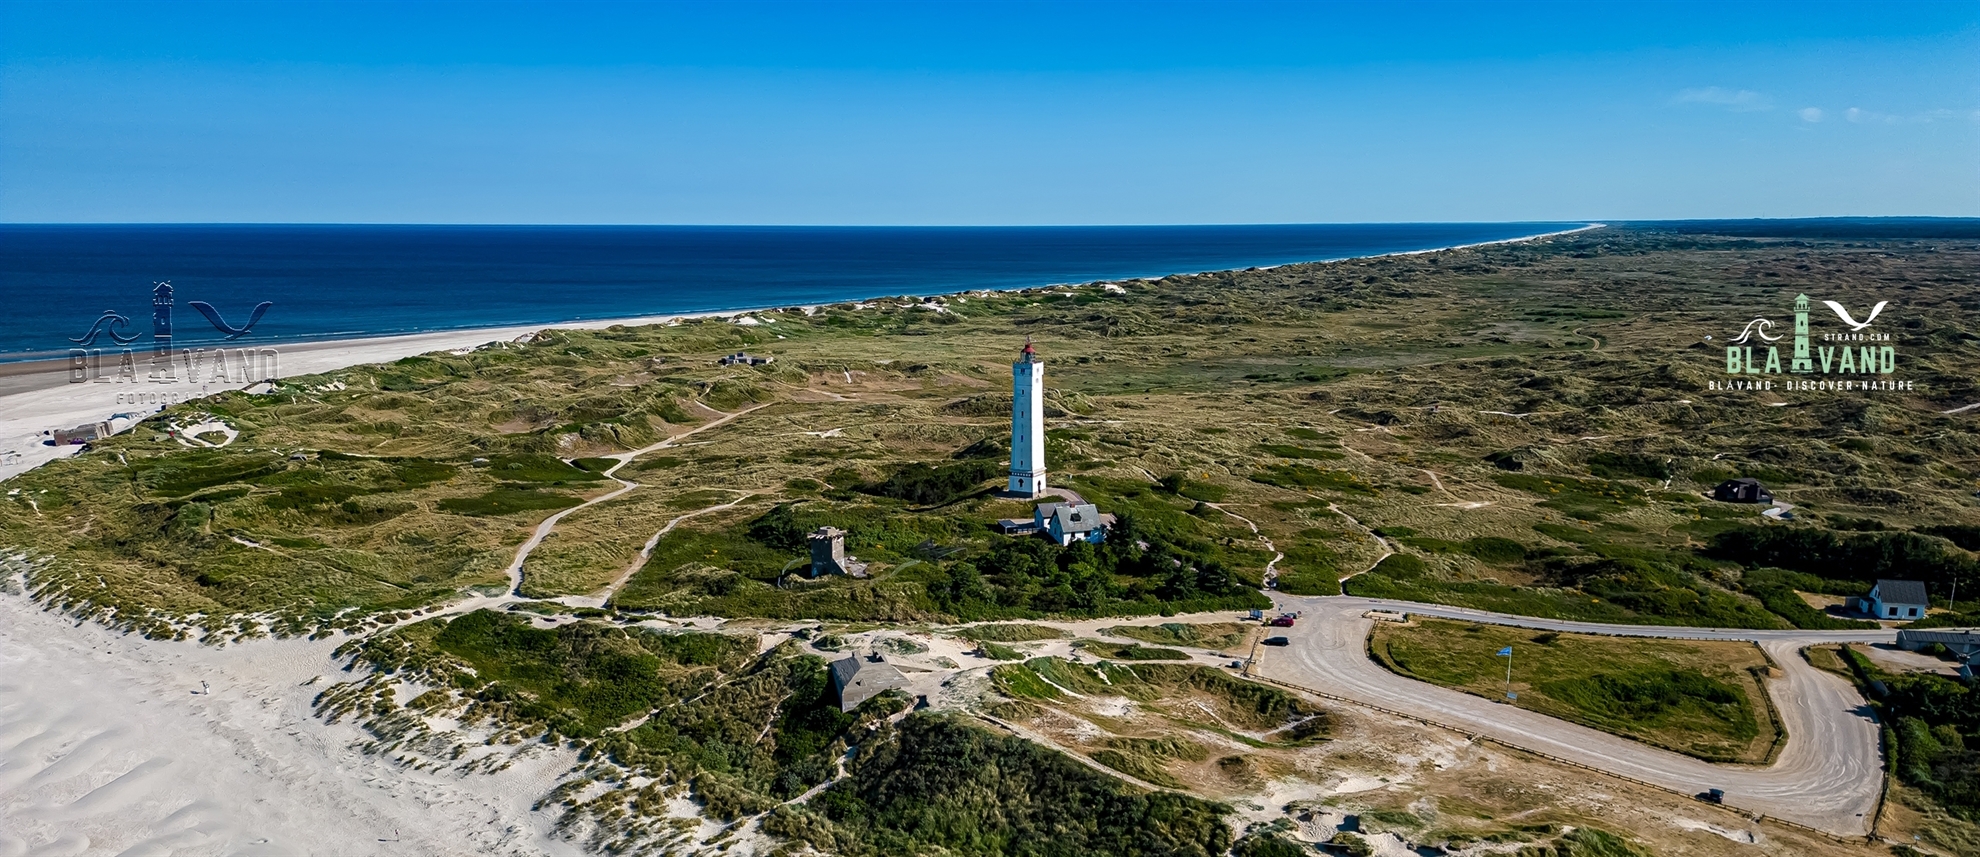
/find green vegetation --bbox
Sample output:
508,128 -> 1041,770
1371,619 -> 1780,763
767,714 -> 1234,857
1106,622 -> 1252,651
978,641 -> 1027,661
956,623 -> 1071,642
8,226 -> 1976,647
992,657 -> 1327,746
1835,646 -> 1980,829
1738,567 -> 1879,630
1256,443 -> 1346,461
1710,525 -> 1977,606
1077,640 -> 1191,661
427,608 -> 753,737
328,609 -> 895,836
1348,541 -> 1787,629
1515,828 -> 1654,857
438,486 -> 586,516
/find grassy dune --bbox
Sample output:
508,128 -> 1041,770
1369,618 -> 1782,763
4,225 -> 1977,643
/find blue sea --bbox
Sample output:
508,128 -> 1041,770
0,223 -> 1583,361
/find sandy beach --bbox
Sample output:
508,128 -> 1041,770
0,579 -> 583,856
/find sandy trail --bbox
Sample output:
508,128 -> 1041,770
0,589 -> 580,857
1326,503 -> 1392,590
565,490 -> 760,609
1252,594 -> 1893,836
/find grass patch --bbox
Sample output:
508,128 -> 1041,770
438,486 -> 586,517
956,623 -> 1072,642
1256,443 -> 1346,461
1077,640 -> 1192,661
1106,621 -> 1252,651
1370,619 -> 1780,763
770,714 -> 1234,856
1251,464 -> 1376,495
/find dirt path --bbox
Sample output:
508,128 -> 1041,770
1202,502 -> 1283,586
560,491 -> 761,609
1254,594 -> 1894,836
1327,503 -> 1392,591
509,403 -> 770,596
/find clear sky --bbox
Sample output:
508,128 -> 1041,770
1,1 -> 1975,224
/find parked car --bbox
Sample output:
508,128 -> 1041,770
1262,636 -> 1291,647
1267,615 -> 1296,627
1696,788 -> 1725,805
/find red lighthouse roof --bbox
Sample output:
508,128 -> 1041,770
1021,337 -> 1035,356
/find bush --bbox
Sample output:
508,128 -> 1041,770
1710,525 -> 1977,596
862,460 -> 1000,506
1587,452 -> 1672,481
801,714 -> 1234,857
438,487 -> 584,516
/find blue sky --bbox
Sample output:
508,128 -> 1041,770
1,1 -> 1975,224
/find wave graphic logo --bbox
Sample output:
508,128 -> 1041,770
1728,318 -> 1779,344
69,310 -> 143,346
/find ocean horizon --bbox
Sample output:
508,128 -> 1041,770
0,222 -> 1585,362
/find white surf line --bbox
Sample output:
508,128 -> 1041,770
1943,402 -> 1980,415
1328,503 -> 1392,591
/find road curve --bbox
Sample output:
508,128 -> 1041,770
1254,594 -> 1893,836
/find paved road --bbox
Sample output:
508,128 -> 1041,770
1255,594 -> 1893,837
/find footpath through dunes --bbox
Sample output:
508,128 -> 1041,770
1252,594 -> 1893,837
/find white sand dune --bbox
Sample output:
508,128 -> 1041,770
0,591 -> 582,856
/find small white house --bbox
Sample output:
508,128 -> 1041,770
1858,579 -> 1929,620
1036,501 -> 1114,546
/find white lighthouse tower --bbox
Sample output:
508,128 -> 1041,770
1008,338 -> 1046,497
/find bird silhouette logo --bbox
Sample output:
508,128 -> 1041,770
1821,300 -> 1887,332
188,301 -> 275,339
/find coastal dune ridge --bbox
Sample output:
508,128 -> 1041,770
0,223 -> 1594,483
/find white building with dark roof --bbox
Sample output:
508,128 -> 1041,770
1857,579 -> 1929,620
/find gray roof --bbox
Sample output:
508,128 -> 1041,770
829,653 -> 907,711
1897,629 -> 1980,646
1873,579 -> 1929,605
1050,502 -> 1106,534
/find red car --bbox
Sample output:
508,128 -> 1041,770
1267,615 -> 1296,628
